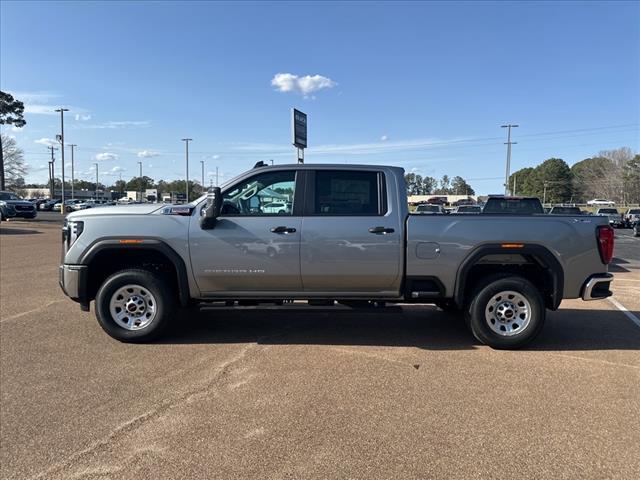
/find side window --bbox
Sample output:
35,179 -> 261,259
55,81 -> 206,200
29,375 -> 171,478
314,170 -> 383,215
221,170 -> 296,216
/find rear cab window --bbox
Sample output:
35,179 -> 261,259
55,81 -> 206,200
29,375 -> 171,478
483,197 -> 543,214
309,170 -> 386,216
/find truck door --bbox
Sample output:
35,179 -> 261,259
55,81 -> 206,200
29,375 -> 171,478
300,169 -> 403,294
189,169 -> 303,294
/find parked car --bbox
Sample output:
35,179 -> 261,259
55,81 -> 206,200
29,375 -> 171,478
0,191 -> 38,220
548,206 -> 583,215
452,205 -> 482,214
40,199 -> 60,211
53,199 -> 82,213
261,201 -> 292,214
426,196 -> 447,205
452,198 -> 475,207
482,196 -> 544,214
595,208 -> 624,228
415,204 -> 444,214
623,208 -> 640,228
587,199 -> 615,206
60,163 -> 614,349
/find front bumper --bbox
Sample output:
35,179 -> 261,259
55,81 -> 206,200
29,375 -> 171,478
581,274 -> 613,301
59,264 -> 90,310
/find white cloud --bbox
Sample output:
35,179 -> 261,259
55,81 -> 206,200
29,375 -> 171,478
75,114 -> 92,121
381,135 -> 388,142
111,166 -> 125,173
271,73 -> 337,96
35,137 -> 57,146
137,150 -> 160,158
94,152 -> 119,161
77,121 -> 149,129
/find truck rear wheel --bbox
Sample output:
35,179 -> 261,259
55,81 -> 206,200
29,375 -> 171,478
466,275 -> 545,349
95,269 -> 176,343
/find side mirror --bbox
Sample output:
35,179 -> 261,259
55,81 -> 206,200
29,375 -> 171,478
200,187 -> 222,230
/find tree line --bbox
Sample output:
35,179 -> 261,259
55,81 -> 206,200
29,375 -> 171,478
404,173 -> 475,196
509,147 -> 639,204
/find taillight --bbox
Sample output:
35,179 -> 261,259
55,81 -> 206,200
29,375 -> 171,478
597,225 -> 614,264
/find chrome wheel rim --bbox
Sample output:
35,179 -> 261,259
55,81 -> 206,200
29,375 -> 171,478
484,290 -> 531,337
109,284 -> 157,330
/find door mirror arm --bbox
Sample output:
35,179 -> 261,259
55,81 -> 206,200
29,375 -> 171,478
200,187 -> 222,230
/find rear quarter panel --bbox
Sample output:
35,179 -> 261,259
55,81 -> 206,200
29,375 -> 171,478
406,214 -> 609,299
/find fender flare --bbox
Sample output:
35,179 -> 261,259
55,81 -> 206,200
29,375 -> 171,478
453,243 -> 564,310
78,239 -> 191,307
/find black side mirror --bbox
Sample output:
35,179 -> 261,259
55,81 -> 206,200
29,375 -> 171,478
200,187 -> 222,230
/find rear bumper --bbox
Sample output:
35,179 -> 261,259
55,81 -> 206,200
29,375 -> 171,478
581,274 -> 613,301
59,264 -> 90,310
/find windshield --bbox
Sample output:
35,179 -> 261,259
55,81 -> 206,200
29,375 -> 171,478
0,192 -> 20,201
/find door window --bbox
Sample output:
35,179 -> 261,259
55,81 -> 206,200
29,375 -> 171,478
313,170 -> 383,215
221,170 -> 296,216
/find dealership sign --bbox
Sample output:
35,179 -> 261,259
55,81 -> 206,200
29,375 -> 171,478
291,108 -> 307,149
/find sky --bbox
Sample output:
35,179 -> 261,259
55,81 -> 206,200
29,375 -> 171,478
1,0 -> 638,194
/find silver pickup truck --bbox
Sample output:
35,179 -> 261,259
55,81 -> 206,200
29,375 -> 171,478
60,164 -> 615,349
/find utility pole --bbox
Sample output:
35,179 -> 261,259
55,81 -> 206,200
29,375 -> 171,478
48,146 -> 57,199
543,181 -> 548,205
216,166 -> 219,187
55,108 -> 69,214
501,124 -> 518,195
68,144 -> 77,200
138,161 -> 143,202
181,138 -> 192,202
512,174 -> 517,196
200,160 -> 205,192
94,163 -> 99,199
119,172 -> 123,196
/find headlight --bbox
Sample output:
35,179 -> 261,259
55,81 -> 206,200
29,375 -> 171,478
0,201 -> 5,206
63,220 -> 84,246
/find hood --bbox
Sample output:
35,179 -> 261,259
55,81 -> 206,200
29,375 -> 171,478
67,203 -> 165,219
2,200 -> 34,207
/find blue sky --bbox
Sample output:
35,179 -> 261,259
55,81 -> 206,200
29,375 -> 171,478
1,0 -> 638,193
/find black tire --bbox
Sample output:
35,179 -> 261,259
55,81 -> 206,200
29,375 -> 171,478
95,269 -> 176,343
465,275 -> 545,349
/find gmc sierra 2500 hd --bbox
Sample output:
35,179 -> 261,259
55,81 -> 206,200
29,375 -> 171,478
60,163 -> 614,349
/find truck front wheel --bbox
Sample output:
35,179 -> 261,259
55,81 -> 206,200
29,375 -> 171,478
466,275 -> 545,349
95,269 -> 176,343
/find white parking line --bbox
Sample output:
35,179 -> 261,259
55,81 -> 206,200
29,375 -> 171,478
607,297 -> 640,329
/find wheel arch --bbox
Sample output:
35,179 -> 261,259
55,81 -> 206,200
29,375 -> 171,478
453,243 -> 564,310
79,239 -> 191,307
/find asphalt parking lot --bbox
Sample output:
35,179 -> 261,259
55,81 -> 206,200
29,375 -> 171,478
1,216 -> 639,480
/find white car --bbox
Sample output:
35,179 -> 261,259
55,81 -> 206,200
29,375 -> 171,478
587,199 -> 615,206
262,202 -> 292,214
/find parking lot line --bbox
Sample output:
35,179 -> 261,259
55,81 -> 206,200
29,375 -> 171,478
608,297 -> 640,328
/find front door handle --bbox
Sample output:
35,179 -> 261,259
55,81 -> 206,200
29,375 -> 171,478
368,226 -> 395,234
270,226 -> 297,234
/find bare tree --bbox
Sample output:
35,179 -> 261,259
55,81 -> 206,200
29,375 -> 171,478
1,134 -> 28,189
0,91 -> 27,190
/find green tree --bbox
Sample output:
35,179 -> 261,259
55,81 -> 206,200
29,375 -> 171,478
535,158 -> 572,204
450,176 -> 475,196
0,91 -> 27,190
509,167 -> 535,196
124,175 -> 156,191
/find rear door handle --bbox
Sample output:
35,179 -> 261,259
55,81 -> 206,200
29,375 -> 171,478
368,226 -> 395,234
270,226 -> 297,234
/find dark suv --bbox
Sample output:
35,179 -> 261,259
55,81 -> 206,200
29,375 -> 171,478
0,191 -> 38,220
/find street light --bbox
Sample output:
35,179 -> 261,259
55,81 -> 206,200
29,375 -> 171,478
138,161 -> 143,202
94,163 -> 99,199
55,108 -> 69,214
200,160 -> 205,192
181,138 -> 192,202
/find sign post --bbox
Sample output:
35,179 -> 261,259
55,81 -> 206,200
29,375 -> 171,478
291,108 -> 307,164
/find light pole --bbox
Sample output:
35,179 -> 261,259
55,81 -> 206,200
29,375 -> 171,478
55,108 -> 69,213
94,163 -> 99,199
68,144 -> 77,199
200,160 -> 205,192
181,138 -> 192,202
216,166 -> 219,187
119,172 -> 123,196
501,124 -> 518,195
138,161 -> 143,202
47,146 -> 57,199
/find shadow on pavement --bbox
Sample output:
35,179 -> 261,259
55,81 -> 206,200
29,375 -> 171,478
0,227 -> 42,235
161,306 -> 640,351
